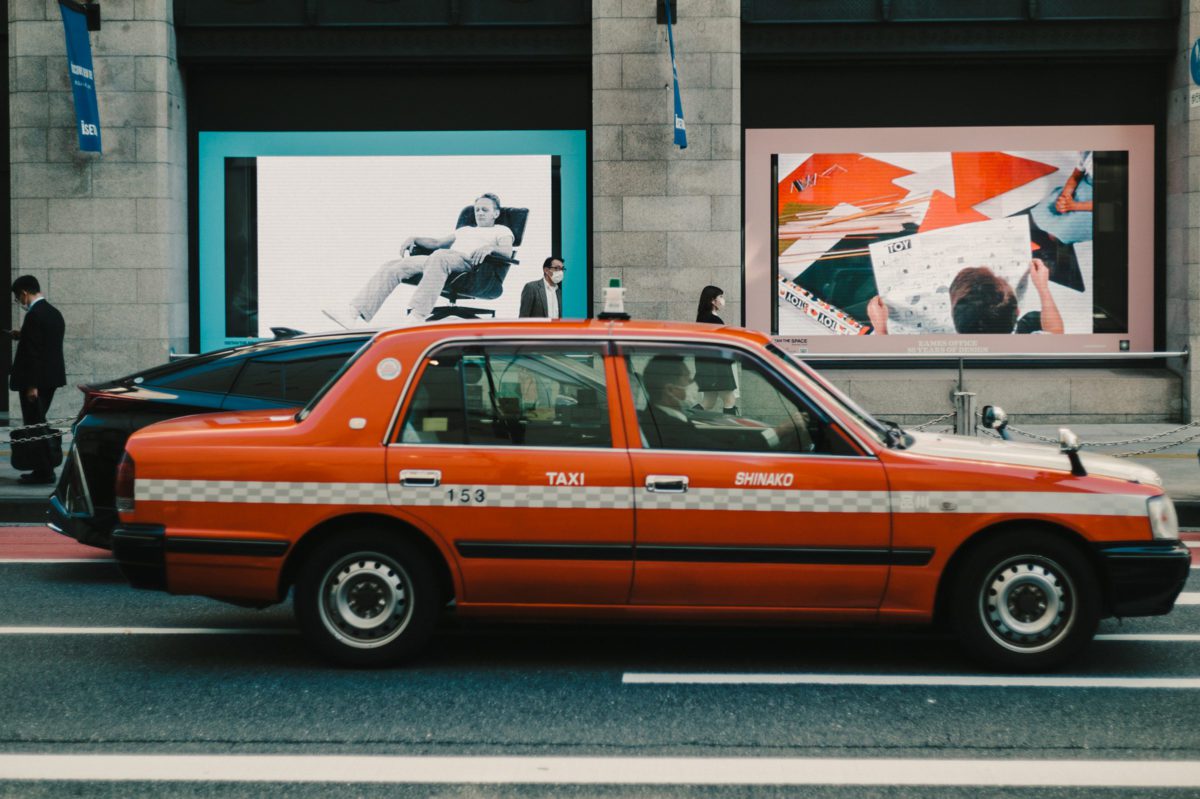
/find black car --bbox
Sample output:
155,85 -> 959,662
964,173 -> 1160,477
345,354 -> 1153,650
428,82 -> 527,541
50,330 -> 372,549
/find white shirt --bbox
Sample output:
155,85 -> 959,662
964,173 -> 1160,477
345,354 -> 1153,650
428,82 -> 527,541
543,278 -> 559,319
451,224 -> 513,258
1075,151 -> 1093,181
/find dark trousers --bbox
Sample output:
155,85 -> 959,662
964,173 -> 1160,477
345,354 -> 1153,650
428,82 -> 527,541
18,386 -> 57,477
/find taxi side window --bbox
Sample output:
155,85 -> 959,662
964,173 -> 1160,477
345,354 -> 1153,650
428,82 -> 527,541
625,346 -> 858,456
400,344 -> 611,448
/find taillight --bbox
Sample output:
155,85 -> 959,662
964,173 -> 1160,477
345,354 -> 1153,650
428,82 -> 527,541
76,385 -> 100,423
115,453 -> 135,512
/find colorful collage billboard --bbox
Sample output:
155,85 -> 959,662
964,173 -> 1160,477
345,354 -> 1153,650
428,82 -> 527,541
746,128 -> 1154,355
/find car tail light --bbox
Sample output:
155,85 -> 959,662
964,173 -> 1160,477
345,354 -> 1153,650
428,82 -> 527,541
115,453 -> 135,512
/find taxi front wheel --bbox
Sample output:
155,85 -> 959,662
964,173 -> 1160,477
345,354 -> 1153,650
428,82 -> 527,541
949,533 -> 1100,672
294,530 -> 439,667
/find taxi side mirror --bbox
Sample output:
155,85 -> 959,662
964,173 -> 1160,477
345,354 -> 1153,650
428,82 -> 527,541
1059,427 -> 1087,477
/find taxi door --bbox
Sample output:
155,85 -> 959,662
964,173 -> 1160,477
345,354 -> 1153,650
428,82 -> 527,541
386,342 -> 634,605
620,344 -> 891,610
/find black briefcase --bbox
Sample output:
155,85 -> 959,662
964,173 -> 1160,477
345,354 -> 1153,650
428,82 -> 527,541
10,424 -> 63,473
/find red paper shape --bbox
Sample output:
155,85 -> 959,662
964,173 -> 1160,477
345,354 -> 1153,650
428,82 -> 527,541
918,189 -> 989,233
778,153 -> 912,211
950,151 -> 1058,212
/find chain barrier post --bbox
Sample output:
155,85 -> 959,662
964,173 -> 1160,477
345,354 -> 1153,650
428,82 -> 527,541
953,391 -> 977,437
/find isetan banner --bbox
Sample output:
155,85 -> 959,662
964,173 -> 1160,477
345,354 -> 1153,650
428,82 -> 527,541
58,0 -> 101,153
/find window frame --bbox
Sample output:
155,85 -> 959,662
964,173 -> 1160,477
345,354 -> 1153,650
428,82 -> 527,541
392,339 -> 618,450
617,341 -> 869,458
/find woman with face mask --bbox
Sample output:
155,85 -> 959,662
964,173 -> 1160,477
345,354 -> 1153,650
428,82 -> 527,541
693,285 -> 738,414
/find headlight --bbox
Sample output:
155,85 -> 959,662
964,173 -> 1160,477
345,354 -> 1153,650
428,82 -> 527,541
1147,495 -> 1179,540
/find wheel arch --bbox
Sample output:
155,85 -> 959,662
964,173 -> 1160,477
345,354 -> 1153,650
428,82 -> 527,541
932,518 -> 1107,627
279,513 -> 457,605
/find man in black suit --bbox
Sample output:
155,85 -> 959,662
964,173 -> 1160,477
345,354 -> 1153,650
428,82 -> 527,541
518,256 -> 564,319
10,275 -> 65,484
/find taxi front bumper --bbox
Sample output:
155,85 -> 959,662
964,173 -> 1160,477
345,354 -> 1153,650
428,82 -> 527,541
1094,541 -> 1192,617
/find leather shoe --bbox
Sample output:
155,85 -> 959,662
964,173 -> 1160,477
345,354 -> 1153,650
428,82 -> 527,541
19,472 -> 54,485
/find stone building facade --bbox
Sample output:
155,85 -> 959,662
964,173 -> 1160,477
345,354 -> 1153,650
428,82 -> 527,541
5,0 -> 1189,422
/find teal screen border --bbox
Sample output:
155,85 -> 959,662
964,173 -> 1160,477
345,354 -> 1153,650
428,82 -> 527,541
198,130 -> 588,353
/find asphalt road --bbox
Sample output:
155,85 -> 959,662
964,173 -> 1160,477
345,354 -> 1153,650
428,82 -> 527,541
0,530 -> 1198,798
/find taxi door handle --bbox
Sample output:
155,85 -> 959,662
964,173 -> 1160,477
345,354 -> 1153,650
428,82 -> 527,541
399,469 -> 441,487
646,475 -> 688,493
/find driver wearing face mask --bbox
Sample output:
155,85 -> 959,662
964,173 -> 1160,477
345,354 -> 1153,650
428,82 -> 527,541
640,355 -> 814,452
640,355 -> 725,449
518,256 -> 565,319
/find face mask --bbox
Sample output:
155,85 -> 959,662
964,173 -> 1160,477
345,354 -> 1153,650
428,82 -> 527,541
715,296 -> 725,311
664,382 -> 689,407
550,271 -> 564,285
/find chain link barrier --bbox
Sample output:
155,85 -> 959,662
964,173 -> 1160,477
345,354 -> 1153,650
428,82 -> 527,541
0,418 -> 74,446
908,411 -> 955,431
979,420 -> 1200,458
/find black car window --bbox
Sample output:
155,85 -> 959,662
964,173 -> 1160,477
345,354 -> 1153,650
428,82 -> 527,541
230,343 -> 361,404
149,359 -> 245,395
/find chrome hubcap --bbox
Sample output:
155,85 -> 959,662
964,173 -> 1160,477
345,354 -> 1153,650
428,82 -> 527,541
980,556 -> 1073,654
319,553 -> 412,649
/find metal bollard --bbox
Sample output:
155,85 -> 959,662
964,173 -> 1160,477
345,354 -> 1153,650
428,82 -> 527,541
953,391 -> 977,436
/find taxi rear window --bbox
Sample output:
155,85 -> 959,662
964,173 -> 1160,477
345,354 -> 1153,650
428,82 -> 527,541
295,339 -> 371,421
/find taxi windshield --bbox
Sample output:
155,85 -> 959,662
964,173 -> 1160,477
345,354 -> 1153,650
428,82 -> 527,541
766,344 -> 891,445
295,339 -> 372,422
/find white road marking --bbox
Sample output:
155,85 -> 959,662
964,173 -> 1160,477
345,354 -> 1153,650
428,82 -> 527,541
1176,593 -> 1200,605
1095,633 -> 1200,642
0,754 -> 1196,787
622,673 -> 1200,689
0,627 -> 295,635
1185,540 -> 1200,549
0,559 -> 114,564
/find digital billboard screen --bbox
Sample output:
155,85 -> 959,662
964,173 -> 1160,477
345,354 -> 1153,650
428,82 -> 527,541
198,131 -> 587,353
746,127 -> 1154,355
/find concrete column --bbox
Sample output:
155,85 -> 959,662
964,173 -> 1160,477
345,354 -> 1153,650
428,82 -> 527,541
9,0 -> 187,418
1167,1 -> 1200,421
592,0 -> 740,321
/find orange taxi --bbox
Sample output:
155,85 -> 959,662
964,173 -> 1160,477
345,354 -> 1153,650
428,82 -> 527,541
112,319 -> 1190,670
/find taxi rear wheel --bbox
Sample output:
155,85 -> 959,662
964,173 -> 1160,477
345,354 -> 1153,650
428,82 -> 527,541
949,533 -> 1100,672
294,530 -> 438,667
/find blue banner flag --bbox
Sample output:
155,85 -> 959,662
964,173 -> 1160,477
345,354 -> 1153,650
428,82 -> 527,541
59,1 -> 102,153
664,1 -> 687,149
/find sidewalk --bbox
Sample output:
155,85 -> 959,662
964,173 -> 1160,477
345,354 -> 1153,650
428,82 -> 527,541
0,424 -> 1196,523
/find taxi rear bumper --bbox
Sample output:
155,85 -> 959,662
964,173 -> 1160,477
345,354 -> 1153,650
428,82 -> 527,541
112,524 -> 167,591
1094,541 -> 1191,617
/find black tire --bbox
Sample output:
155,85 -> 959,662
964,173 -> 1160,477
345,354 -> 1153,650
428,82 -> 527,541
294,528 -> 439,667
949,532 -> 1100,672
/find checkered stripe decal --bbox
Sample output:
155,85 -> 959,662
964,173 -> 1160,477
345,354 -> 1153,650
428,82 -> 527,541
137,479 -> 1151,517
899,491 -> 1148,517
638,489 -> 889,513
640,489 -> 1149,516
398,485 -> 634,510
137,480 -> 389,505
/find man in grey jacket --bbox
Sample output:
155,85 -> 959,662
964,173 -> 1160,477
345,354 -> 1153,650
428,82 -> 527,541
518,257 -> 564,319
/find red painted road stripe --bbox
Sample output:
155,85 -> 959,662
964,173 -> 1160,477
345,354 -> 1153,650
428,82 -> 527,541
1184,533 -> 1200,567
0,526 -> 109,560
